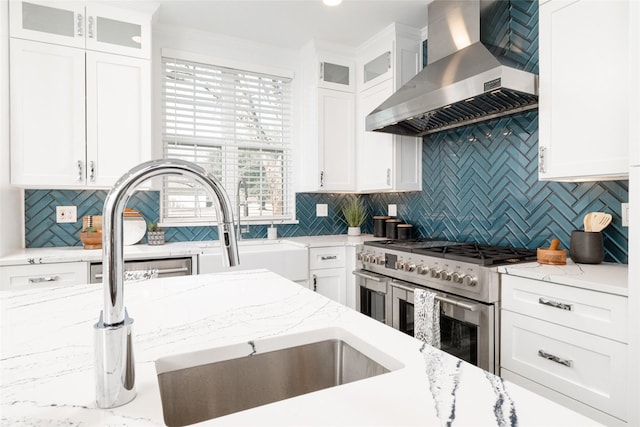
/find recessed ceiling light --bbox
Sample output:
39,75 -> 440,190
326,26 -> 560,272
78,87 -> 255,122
323,0 -> 342,6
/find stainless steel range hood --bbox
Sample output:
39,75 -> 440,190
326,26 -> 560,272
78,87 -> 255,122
366,0 -> 538,137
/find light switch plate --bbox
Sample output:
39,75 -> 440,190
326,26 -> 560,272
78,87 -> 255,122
388,204 -> 397,217
56,206 -> 77,223
622,203 -> 629,227
316,204 -> 328,217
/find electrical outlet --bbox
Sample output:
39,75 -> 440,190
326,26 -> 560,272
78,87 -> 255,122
622,203 -> 629,227
316,204 -> 328,217
56,206 -> 77,223
388,204 -> 397,217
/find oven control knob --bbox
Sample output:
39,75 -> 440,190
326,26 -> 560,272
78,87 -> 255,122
462,275 -> 478,287
357,252 -> 366,261
395,260 -> 404,270
430,269 -> 442,278
416,264 -> 428,275
376,256 -> 386,265
405,263 -> 416,272
452,272 -> 463,284
440,270 -> 452,281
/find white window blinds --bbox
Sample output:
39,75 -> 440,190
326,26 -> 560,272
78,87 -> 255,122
161,55 -> 293,224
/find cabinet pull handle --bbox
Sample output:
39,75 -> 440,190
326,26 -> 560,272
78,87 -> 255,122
538,350 -> 573,367
29,276 -> 59,284
320,171 -> 324,187
76,13 -> 84,36
320,255 -> 337,261
386,51 -> 391,70
87,16 -> 94,38
539,146 -> 547,173
89,161 -> 95,182
312,274 -> 317,292
94,267 -> 189,280
77,160 -> 84,182
538,297 -> 572,311
386,168 -> 391,185
320,62 -> 324,80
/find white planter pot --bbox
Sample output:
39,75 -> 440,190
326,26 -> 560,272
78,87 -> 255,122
347,226 -> 361,236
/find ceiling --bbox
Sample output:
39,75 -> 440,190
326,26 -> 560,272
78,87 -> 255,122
151,0 -> 429,49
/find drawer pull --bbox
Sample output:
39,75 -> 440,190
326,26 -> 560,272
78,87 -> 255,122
538,297 -> 573,311
29,276 -> 60,284
320,255 -> 337,261
538,350 -> 573,367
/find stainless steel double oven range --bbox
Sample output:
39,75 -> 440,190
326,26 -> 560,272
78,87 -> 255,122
354,239 -> 536,374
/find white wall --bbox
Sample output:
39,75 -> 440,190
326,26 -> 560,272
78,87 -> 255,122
0,0 -> 24,255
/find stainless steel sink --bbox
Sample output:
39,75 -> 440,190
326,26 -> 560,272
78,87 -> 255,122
156,334 -> 397,426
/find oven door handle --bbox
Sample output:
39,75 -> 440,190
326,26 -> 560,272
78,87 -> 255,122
352,270 -> 387,282
390,280 -> 479,312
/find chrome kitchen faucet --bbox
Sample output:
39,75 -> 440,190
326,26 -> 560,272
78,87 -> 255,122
236,178 -> 249,239
94,159 -> 240,409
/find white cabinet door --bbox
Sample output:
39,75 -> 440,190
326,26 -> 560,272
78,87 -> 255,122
10,1 -> 151,59
539,0 -> 629,180
317,89 -> 355,191
357,79 -> 422,192
84,3 -> 151,59
358,79 -> 394,191
10,39 -> 86,186
9,1 -> 85,48
311,268 -> 346,305
86,52 -> 150,187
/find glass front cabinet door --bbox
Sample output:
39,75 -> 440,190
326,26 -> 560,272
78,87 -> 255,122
10,1 -> 150,58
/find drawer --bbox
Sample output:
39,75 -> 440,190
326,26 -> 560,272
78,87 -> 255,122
309,247 -> 345,270
0,262 -> 89,290
501,310 -> 627,420
501,275 -> 627,342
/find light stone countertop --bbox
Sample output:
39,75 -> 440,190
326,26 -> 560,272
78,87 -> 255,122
0,235 -> 381,267
498,259 -> 629,297
0,269 -> 601,426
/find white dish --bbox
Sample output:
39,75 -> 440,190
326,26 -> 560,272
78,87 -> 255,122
123,216 -> 146,246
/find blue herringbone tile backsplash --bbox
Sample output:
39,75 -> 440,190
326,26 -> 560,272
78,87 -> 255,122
22,0 -> 629,263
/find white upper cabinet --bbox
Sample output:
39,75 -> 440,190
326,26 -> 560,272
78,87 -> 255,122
538,0 -> 629,181
355,24 -> 422,192
299,42 -> 357,192
9,2 -> 152,188
9,1 -> 151,58
630,0 -> 640,167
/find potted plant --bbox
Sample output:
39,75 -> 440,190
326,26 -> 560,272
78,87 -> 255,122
147,223 -> 165,245
341,195 -> 367,236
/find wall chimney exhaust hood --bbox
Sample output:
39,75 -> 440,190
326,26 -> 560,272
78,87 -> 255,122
366,0 -> 538,137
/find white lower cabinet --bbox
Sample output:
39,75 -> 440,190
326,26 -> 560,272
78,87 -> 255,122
501,275 -> 628,425
309,247 -> 346,305
0,262 -> 89,290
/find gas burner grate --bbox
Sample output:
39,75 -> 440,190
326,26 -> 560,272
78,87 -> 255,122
415,243 -> 537,266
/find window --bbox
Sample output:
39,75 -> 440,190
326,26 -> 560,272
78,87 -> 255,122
161,53 -> 293,225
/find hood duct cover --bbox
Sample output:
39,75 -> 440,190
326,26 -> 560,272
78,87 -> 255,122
366,0 -> 538,137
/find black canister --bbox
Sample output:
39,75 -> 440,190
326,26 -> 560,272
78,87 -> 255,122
373,216 -> 390,237
397,223 -> 413,240
569,230 -> 604,264
385,219 -> 402,240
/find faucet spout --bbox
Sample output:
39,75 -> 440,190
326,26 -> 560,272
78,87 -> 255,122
94,159 -> 239,408
236,178 -> 249,239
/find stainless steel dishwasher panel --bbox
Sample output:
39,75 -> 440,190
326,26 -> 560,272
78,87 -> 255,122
90,257 -> 193,284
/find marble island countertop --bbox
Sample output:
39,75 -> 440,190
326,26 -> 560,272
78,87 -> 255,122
1,269 -> 601,426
